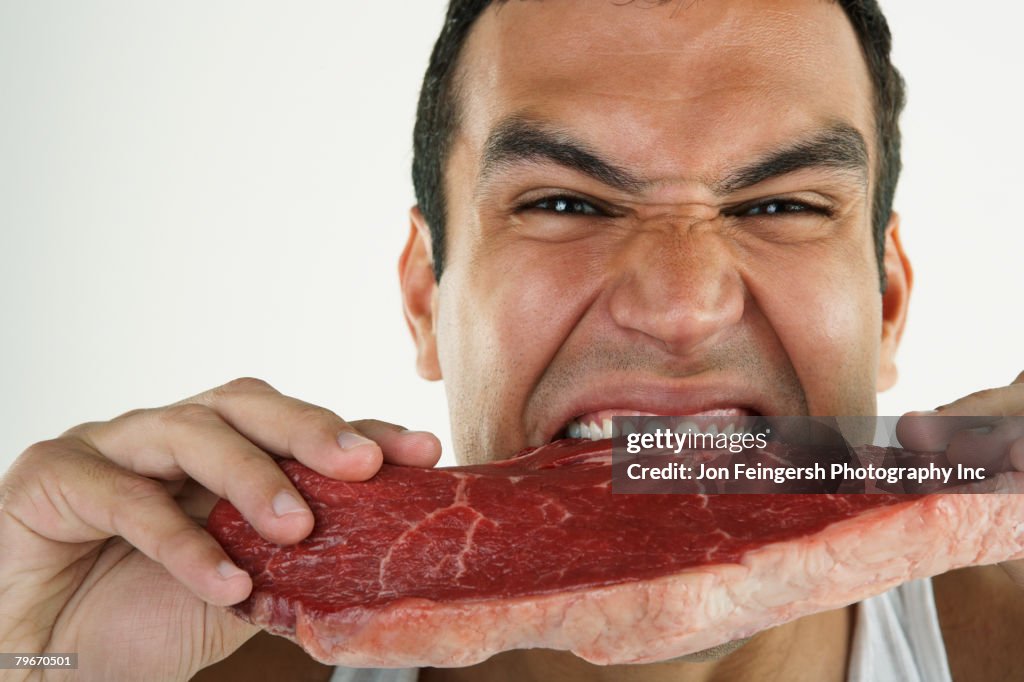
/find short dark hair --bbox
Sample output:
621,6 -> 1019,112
412,0 -> 905,290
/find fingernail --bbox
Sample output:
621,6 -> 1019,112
337,431 -> 375,451
272,491 -> 307,517
401,429 -> 431,437
217,561 -> 247,580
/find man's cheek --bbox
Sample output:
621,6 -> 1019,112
751,257 -> 881,415
436,250 -> 595,453
477,240 -> 601,339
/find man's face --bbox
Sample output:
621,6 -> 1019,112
405,0 -> 909,463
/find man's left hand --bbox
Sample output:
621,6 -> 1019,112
897,370 -> 1024,587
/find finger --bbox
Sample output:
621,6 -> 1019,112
896,412 -> 998,452
1008,428 -> 1024,472
93,476 -> 253,607
5,443 -> 252,606
898,378 -> 1024,452
350,419 -> 442,468
934,383 -> 1024,417
944,418 -> 1024,473
81,404 -> 314,545
176,479 -> 222,522
196,378 -> 384,481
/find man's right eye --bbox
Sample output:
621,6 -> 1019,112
520,195 -> 604,216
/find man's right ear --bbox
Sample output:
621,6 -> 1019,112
399,206 -> 442,380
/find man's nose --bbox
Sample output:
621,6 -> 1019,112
607,220 -> 744,355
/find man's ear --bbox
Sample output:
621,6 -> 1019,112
399,206 -> 442,381
877,211 -> 913,392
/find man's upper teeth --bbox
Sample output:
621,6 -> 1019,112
563,412 -> 756,442
673,420 -> 698,435
643,419 -> 666,435
566,418 -> 616,441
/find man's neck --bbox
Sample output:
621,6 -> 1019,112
421,605 -> 853,682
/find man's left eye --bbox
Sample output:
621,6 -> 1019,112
734,200 -> 829,217
527,195 -> 603,216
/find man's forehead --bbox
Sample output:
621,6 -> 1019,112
452,0 -> 875,189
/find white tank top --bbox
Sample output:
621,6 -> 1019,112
330,578 -> 952,682
848,577 -> 952,682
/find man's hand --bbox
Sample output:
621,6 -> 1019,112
897,370 -> 1024,587
0,378 -> 441,681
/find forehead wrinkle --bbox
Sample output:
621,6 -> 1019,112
455,2 -> 875,210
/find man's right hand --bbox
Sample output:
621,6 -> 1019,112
0,378 -> 441,681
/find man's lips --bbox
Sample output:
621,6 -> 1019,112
560,407 -> 759,441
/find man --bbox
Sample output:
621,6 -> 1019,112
1,0 -> 1022,680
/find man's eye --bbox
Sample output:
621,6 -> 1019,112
525,195 -> 603,216
735,200 -> 831,218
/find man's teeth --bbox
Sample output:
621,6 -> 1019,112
563,417 -> 755,441
568,418 -> 616,440
644,419 -> 666,435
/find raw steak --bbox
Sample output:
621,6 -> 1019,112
206,439 -> 1024,667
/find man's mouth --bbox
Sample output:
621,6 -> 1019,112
556,407 -> 761,442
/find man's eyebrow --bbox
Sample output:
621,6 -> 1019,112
712,123 -> 869,195
477,117 -> 868,198
478,117 -> 648,194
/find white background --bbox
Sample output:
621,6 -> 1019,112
1,1 -> 1021,473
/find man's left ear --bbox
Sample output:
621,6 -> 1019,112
878,211 -> 913,391
399,206 -> 442,381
